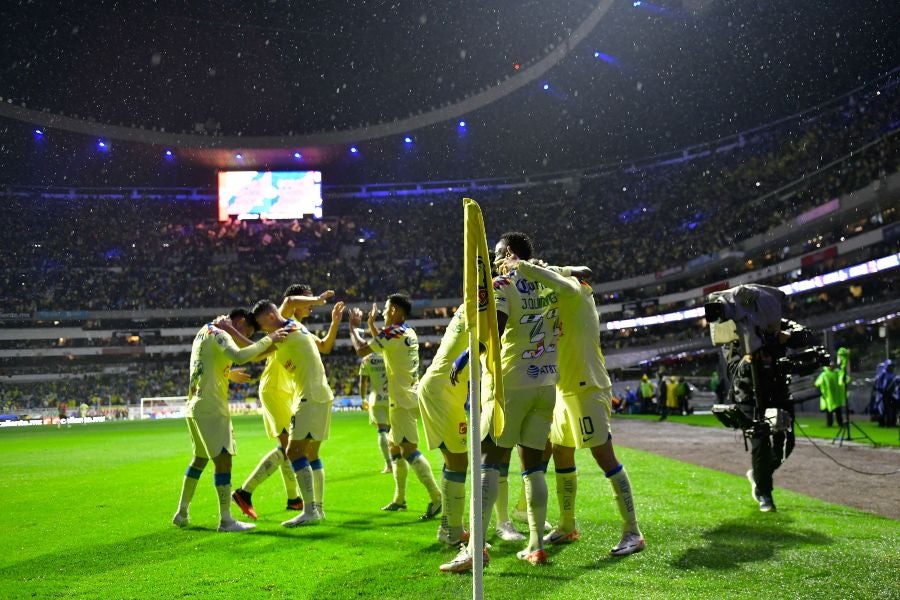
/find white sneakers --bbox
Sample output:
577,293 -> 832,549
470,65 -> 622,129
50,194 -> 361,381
217,519 -> 256,533
495,520 -> 526,542
439,545 -> 490,573
281,510 -> 323,528
172,511 -> 189,528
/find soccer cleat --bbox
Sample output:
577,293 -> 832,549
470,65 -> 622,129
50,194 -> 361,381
381,464 -> 393,474
439,545 -> 490,573
231,488 -> 258,520
746,469 -> 760,503
381,501 -> 408,512
286,497 -> 304,511
544,527 -> 580,545
420,500 -> 442,521
495,520 -> 526,542
516,548 -> 548,565
281,510 -> 322,527
314,504 -> 326,520
758,495 -> 777,513
610,532 -> 646,556
172,512 -> 189,528
437,525 -> 470,547
217,519 -> 256,533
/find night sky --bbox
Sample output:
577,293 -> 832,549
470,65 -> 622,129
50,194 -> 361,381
1,0 -> 899,185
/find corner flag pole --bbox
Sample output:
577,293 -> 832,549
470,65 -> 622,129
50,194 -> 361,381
463,198 -> 504,600
467,330 -> 484,600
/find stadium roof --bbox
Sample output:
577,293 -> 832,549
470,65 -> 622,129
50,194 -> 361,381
1,0 -> 900,184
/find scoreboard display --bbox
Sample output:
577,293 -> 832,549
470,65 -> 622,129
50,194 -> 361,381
218,170 -> 323,221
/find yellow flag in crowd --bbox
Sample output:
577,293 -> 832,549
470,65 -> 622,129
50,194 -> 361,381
463,198 -> 504,437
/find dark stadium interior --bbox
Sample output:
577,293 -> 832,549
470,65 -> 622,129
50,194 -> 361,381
1,1 -> 898,423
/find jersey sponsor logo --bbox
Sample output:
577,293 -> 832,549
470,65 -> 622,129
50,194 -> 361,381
515,278 -> 549,295
526,364 -> 558,378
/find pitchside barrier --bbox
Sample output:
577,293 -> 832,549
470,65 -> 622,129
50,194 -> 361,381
138,395 -> 366,420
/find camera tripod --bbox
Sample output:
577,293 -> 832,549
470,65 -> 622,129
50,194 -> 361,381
831,400 -> 877,447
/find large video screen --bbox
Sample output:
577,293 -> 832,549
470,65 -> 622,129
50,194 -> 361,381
218,171 -> 323,221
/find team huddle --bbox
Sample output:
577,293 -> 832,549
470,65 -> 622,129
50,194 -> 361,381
172,231 -> 645,571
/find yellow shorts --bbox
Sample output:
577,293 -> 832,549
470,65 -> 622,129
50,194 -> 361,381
484,384 -> 556,451
260,390 -> 292,440
368,393 -> 390,426
290,400 -> 332,442
388,405 -> 420,446
418,377 -> 468,454
186,415 -> 235,458
550,386 -> 612,449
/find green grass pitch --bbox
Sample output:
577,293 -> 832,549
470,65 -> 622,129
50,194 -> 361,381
1,413 -> 897,599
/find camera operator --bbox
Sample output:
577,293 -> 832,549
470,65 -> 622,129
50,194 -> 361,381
725,319 -> 816,512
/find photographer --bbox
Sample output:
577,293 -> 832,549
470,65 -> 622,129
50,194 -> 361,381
725,318 -> 816,512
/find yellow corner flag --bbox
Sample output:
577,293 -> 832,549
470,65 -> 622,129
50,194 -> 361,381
463,198 -> 504,437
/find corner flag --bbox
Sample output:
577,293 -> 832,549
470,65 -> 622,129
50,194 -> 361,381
463,198 -> 504,437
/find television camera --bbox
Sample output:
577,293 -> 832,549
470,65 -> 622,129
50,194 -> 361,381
704,284 -> 829,438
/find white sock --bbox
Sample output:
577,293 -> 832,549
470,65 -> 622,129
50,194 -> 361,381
408,452 -> 440,502
523,469 -> 549,552
378,430 -> 391,466
213,473 -> 234,523
392,454 -> 408,504
607,465 -> 640,534
311,459 -> 325,511
291,458 -> 315,514
469,466 -> 499,552
242,448 -> 283,493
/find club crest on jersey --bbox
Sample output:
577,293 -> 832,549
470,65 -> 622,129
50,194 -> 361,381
458,422 -> 467,435
493,276 -> 511,290
283,359 -> 295,372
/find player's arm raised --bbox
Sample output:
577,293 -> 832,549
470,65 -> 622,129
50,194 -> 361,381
279,290 -> 334,318
348,308 -> 373,357
315,301 -> 346,355
513,259 -> 583,297
218,326 -> 288,364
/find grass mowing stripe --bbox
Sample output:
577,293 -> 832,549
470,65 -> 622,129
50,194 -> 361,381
1,412 -> 897,599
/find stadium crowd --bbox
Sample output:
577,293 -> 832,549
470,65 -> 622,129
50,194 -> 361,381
1,78 -> 898,313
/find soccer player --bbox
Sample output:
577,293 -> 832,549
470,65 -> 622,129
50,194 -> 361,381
441,231 -> 563,571
231,288 -> 341,519
252,291 -> 345,527
172,309 -> 286,532
512,259 -> 646,557
417,303 -> 471,546
359,351 -> 392,474
348,294 -> 442,520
